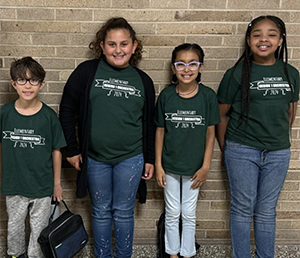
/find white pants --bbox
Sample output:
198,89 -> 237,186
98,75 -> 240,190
164,173 -> 200,257
6,195 -> 51,258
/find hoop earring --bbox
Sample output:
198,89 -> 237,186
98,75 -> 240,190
171,74 -> 178,84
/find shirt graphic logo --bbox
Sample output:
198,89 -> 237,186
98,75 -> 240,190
250,77 -> 292,96
95,78 -> 141,98
165,110 -> 205,128
3,128 -> 45,148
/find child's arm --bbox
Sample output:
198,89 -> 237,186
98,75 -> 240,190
155,127 -> 166,188
215,103 -> 231,152
190,125 -> 215,189
289,102 -> 298,127
52,149 -> 63,202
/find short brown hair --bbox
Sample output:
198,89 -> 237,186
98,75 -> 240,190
10,56 -> 46,81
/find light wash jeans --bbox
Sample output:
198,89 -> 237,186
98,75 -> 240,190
224,140 -> 291,258
87,154 -> 144,258
164,173 -> 200,257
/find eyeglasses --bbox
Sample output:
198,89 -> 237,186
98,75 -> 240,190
14,78 -> 42,86
174,61 -> 201,71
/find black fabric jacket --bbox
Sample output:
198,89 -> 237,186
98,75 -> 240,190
59,59 -> 156,201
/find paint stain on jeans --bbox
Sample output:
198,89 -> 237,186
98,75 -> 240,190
128,159 -> 143,200
94,190 -> 105,202
100,235 -> 110,248
124,230 -> 132,248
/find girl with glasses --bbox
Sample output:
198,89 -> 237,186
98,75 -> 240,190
155,43 -> 220,258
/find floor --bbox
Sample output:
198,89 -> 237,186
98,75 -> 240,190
1,244 -> 300,257
79,244 -> 300,258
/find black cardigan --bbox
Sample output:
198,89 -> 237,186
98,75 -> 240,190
59,59 -> 155,200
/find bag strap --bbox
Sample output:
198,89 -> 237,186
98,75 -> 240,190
49,200 -> 70,224
61,199 -> 70,211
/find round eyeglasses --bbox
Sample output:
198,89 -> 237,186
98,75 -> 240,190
174,61 -> 201,71
14,78 -> 42,86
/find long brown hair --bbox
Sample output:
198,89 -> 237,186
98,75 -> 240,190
89,17 -> 143,67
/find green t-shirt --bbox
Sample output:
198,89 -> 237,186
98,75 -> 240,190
217,60 -> 300,150
0,101 -> 66,198
88,59 -> 144,163
155,84 -> 220,176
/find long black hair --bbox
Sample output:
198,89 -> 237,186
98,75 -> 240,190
231,15 -> 293,122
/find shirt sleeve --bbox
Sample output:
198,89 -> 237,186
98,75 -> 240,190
155,92 -> 165,128
292,68 -> 299,102
208,89 -> 221,126
217,68 -> 240,104
51,110 -> 67,150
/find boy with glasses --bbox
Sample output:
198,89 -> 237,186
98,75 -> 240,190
0,57 -> 66,258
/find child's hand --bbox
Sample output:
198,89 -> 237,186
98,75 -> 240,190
190,167 -> 209,189
155,166 -> 166,189
142,163 -> 154,180
67,154 -> 82,171
53,184 -> 63,202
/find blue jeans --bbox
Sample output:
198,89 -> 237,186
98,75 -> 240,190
87,154 -> 144,258
224,140 -> 290,258
164,173 -> 200,257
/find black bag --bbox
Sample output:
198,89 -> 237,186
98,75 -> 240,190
157,212 -> 169,258
157,212 -> 200,258
38,200 -> 89,258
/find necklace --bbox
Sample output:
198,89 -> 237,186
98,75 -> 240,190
176,84 -> 198,96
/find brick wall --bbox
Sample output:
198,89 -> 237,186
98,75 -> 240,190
0,0 -> 299,249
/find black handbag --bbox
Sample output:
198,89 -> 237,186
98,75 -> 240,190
157,211 -> 200,258
38,200 -> 89,258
